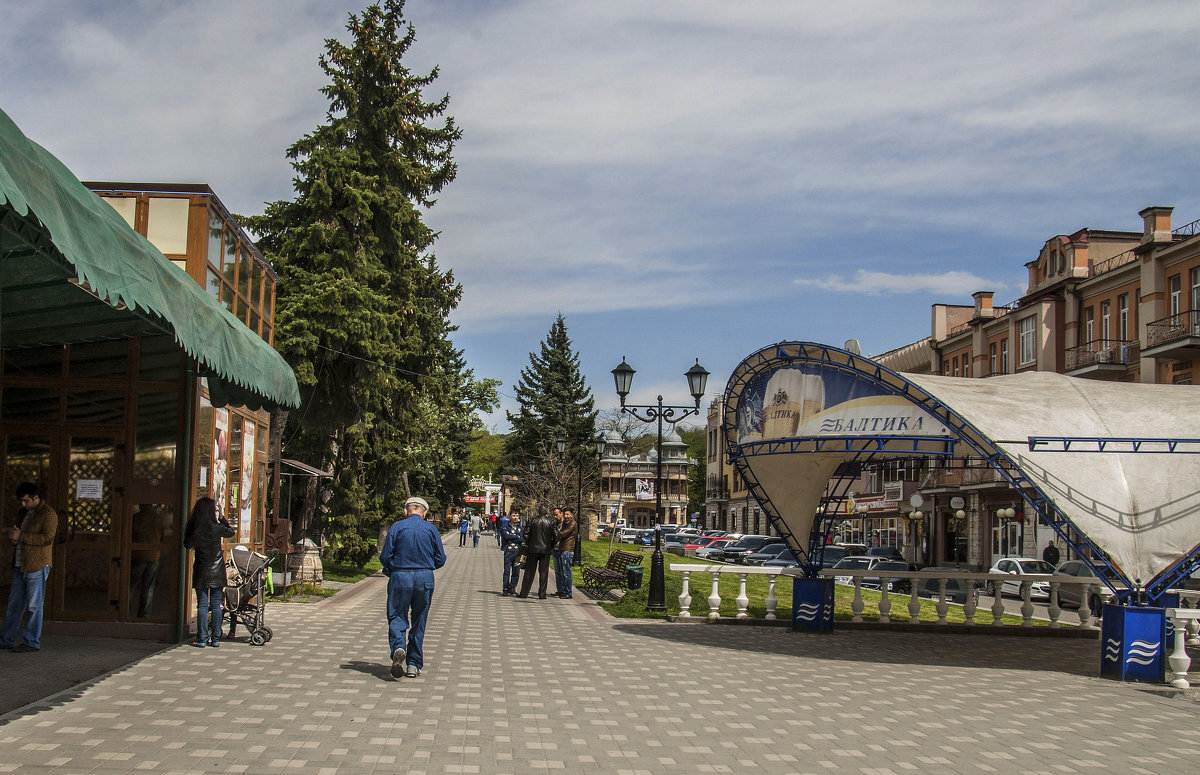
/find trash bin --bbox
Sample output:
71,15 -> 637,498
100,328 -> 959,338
626,564 -> 644,589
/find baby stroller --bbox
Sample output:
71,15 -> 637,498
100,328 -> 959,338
224,545 -> 275,646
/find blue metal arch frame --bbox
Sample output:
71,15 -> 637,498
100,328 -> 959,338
721,342 -> 1140,599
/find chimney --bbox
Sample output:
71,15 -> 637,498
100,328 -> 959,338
973,291 -> 995,319
1139,206 -> 1174,244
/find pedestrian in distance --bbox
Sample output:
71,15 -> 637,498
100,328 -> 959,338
499,511 -> 523,595
381,496 -> 446,679
553,507 -> 578,599
0,482 -> 59,653
183,497 -> 234,648
1042,540 -> 1060,567
469,512 -> 483,548
517,506 -> 557,599
458,513 -> 469,547
496,512 -> 505,546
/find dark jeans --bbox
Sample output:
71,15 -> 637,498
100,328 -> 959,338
387,569 -> 435,669
130,559 -> 160,618
196,586 -> 223,643
518,552 -> 551,597
502,549 -> 521,591
458,531 -> 467,546
553,550 -> 574,596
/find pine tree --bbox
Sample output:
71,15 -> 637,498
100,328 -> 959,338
504,315 -> 598,473
245,0 -> 495,564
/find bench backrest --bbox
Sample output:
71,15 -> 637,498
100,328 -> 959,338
606,550 -> 643,571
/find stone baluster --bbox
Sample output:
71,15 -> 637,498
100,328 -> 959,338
935,578 -> 949,625
708,572 -> 722,620
765,573 -> 778,621
1019,582 -> 1034,626
963,583 -> 977,625
907,583 -> 921,623
1047,583 -> 1061,628
1167,611 -> 1192,689
851,578 -> 865,623
678,570 -> 692,618
1078,585 -> 1097,629
878,582 -> 891,624
736,573 -> 749,619
990,579 -> 1006,625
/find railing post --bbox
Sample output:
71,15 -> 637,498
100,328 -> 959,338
935,578 -> 949,625
1079,585 -> 1098,629
963,583 -> 977,625
1047,583 -> 1061,628
678,570 -> 692,618
907,584 -> 921,623
765,573 -> 778,621
1167,611 -> 1192,689
851,578 -> 864,623
736,573 -> 749,619
1019,581 -> 1034,626
990,579 -> 1006,625
708,571 -> 721,620
878,583 -> 891,624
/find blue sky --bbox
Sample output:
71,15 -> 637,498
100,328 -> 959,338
5,1 -> 1200,430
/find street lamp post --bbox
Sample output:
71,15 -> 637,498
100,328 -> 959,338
611,357 -> 709,612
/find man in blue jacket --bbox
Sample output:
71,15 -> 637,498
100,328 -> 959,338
380,496 -> 446,679
498,511 -> 523,595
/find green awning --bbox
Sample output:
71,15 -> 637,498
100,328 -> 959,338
0,107 -> 300,409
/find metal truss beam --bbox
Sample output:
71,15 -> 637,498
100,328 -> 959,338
1027,436 -> 1200,454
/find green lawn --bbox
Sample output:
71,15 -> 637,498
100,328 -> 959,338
585,540 -> 1049,626
320,555 -> 383,584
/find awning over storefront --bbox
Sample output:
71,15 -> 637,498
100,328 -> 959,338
723,342 -> 1200,595
0,107 -> 300,410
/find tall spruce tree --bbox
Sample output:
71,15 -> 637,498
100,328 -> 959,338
246,0 -> 495,564
504,315 -> 598,473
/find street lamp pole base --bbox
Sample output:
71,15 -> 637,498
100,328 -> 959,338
646,545 -> 667,611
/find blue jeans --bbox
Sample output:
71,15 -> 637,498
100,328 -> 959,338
553,550 -> 574,596
502,549 -> 521,591
387,570 -> 434,669
0,565 -> 50,649
196,587 -> 223,644
472,531 -> 480,548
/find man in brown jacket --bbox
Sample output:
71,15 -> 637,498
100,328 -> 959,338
1,482 -> 59,652
553,507 -> 578,599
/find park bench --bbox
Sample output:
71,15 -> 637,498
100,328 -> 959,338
581,549 -> 644,596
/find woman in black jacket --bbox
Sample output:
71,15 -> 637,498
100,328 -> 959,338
183,497 -> 234,647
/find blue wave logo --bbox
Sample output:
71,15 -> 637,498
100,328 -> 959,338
1125,639 -> 1159,667
1104,637 -> 1121,663
794,602 -> 822,622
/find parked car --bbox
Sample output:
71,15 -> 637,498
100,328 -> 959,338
618,528 -> 641,544
1053,560 -> 1120,614
683,535 -> 723,550
717,535 -> 780,564
744,543 -> 797,566
662,533 -> 694,550
694,538 -> 734,559
762,555 -> 801,569
916,567 -> 978,604
862,560 -> 918,593
986,557 -> 1055,598
865,546 -> 905,561
814,545 -> 850,568
831,555 -> 887,585
835,543 -> 868,556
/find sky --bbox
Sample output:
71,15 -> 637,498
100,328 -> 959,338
5,1 -> 1200,431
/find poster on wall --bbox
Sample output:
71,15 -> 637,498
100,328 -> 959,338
635,478 -> 655,501
735,364 -> 951,444
212,408 -> 230,519
239,421 -> 255,543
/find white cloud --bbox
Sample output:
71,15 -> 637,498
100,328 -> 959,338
795,270 -> 1005,298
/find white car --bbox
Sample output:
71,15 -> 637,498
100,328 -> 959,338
986,557 -> 1055,599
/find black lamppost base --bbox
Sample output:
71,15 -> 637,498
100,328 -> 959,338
646,530 -> 667,611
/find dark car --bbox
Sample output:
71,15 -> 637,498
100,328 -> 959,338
744,542 -> 797,566
1053,560 -> 1120,615
917,567 -> 979,604
814,545 -> 850,568
865,546 -> 905,561
716,535 -> 779,563
863,560 -> 917,593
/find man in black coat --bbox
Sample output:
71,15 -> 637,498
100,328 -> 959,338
517,506 -> 558,599
1042,540 -> 1060,567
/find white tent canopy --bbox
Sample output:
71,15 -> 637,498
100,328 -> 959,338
723,343 -> 1200,590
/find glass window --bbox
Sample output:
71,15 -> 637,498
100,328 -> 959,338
262,275 -> 275,320
1170,274 -> 1182,317
238,248 -> 252,298
146,197 -> 190,255
0,387 -> 60,422
1192,268 -> 1200,313
1018,316 -> 1036,365
222,282 -> 236,314
68,339 -> 128,379
101,195 -> 137,228
1084,307 -> 1094,343
206,268 -> 222,301
224,228 -> 238,285
66,391 -> 125,424
989,343 -> 997,375
3,345 -> 64,377
1118,294 -> 1129,341
135,392 -> 178,482
248,309 -> 261,338
1100,301 -> 1111,341
1000,339 -> 1009,373
139,336 -> 182,382
207,208 -> 224,269
195,398 -> 213,499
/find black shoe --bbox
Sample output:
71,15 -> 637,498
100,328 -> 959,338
12,643 -> 39,653
538,594 -> 547,599
391,647 -> 407,679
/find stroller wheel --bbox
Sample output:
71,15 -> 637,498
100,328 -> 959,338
249,630 -> 267,646
261,626 -> 273,642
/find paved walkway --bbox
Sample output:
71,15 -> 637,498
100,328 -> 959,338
3,537 -> 1200,774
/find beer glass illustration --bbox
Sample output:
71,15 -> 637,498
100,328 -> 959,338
762,369 -> 826,438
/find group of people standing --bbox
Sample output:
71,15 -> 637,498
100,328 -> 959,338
457,511 -> 483,548
497,506 -> 577,599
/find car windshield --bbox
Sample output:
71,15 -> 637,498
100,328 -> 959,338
736,537 -> 767,550
1018,560 -> 1055,574
835,558 -> 872,569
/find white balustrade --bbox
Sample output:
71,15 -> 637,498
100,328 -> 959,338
1165,608 -> 1200,688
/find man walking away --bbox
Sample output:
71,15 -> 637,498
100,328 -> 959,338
499,511 -> 523,595
517,506 -> 557,599
0,482 -> 58,652
554,508 -> 578,599
469,512 -> 483,548
381,496 -> 447,679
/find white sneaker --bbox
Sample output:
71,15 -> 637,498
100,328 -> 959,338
405,664 -> 420,678
390,648 -> 407,679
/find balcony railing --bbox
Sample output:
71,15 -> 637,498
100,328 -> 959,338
1088,248 -> 1139,278
1065,339 -> 1140,371
1146,311 -> 1200,349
